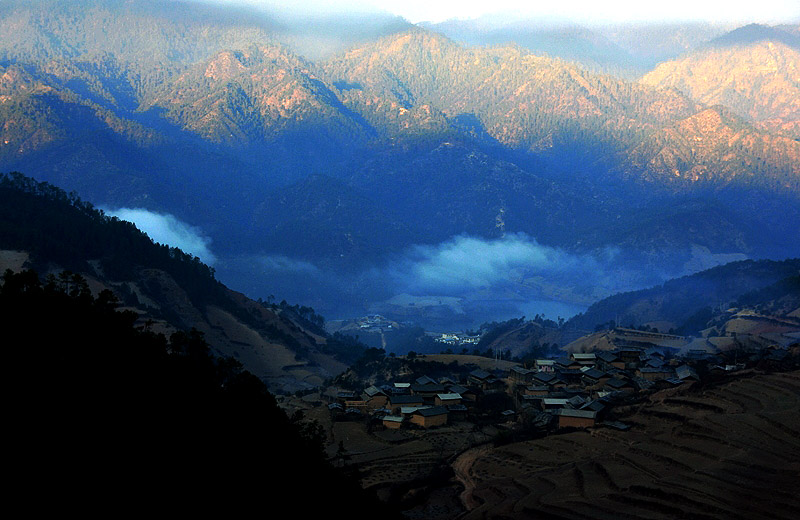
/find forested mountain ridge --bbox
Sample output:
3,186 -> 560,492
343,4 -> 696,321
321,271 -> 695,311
565,258 -> 800,333
0,172 -> 362,393
142,44 -> 375,147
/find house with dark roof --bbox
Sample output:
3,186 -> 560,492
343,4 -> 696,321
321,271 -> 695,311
522,385 -> 550,397
644,357 -> 666,369
654,377 -> 686,390
580,399 -> 607,415
676,365 -> 700,382
554,357 -> 580,370
468,369 -> 504,392
382,415 -> 404,429
604,377 -> 635,393
362,385 -> 388,409
596,351 -> 626,371
388,395 -> 425,413
602,420 -> 631,431
636,367 -> 675,381
553,408 -> 598,428
468,368 -> 491,384
581,368 -> 609,387
570,353 -> 597,366
644,347 -> 666,360
410,406 -> 448,428
509,366 -> 535,384
501,409 -> 517,420
344,407 -> 364,417
533,372 -> 566,389
470,368 -> 491,378
435,393 -> 462,407
616,347 -> 645,365
567,395 -> 587,409
410,383 -> 446,398
336,391 -> 356,406
415,375 -> 438,386
558,368 -> 585,385
448,384 -> 478,402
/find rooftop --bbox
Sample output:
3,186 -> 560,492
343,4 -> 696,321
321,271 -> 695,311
554,408 -> 598,419
414,406 -> 449,417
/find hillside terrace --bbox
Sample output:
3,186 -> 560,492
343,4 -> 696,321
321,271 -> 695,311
295,343 -> 800,506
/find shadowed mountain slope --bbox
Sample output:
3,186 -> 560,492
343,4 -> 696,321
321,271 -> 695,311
0,172 -> 361,392
565,258 -> 800,333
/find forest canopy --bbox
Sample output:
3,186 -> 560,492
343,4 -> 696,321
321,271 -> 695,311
1,267 -> 394,516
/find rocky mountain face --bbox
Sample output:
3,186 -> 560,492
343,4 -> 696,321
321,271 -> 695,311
641,25 -> 800,139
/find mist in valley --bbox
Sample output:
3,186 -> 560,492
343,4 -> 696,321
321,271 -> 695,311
105,206 -> 756,333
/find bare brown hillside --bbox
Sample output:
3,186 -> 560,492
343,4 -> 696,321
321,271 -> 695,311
0,248 -> 344,393
450,369 -> 800,519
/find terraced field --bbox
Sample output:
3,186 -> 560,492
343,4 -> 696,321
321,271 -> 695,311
329,422 -> 493,490
455,371 -> 800,520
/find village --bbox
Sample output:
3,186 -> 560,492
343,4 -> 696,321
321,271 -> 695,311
324,344 -> 710,433
300,320 -> 800,437
276,319 -> 799,508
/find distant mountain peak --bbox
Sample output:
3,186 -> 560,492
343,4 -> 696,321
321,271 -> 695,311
706,23 -> 800,50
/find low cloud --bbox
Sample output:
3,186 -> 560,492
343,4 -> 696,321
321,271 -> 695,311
103,208 -> 217,265
382,233 -> 660,311
215,233 -> 683,327
393,234 -> 612,294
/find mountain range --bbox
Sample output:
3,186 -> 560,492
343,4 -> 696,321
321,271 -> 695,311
1,0 -> 799,322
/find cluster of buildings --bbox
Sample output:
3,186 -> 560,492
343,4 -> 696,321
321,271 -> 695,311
356,315 -> 395,333
433,333 -> 481,347
329,370 -> 508,430
327,343 -> 758,433
509,346 -> 703,428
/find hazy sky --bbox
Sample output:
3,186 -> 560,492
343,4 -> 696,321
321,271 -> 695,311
216,0 -> 800,24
